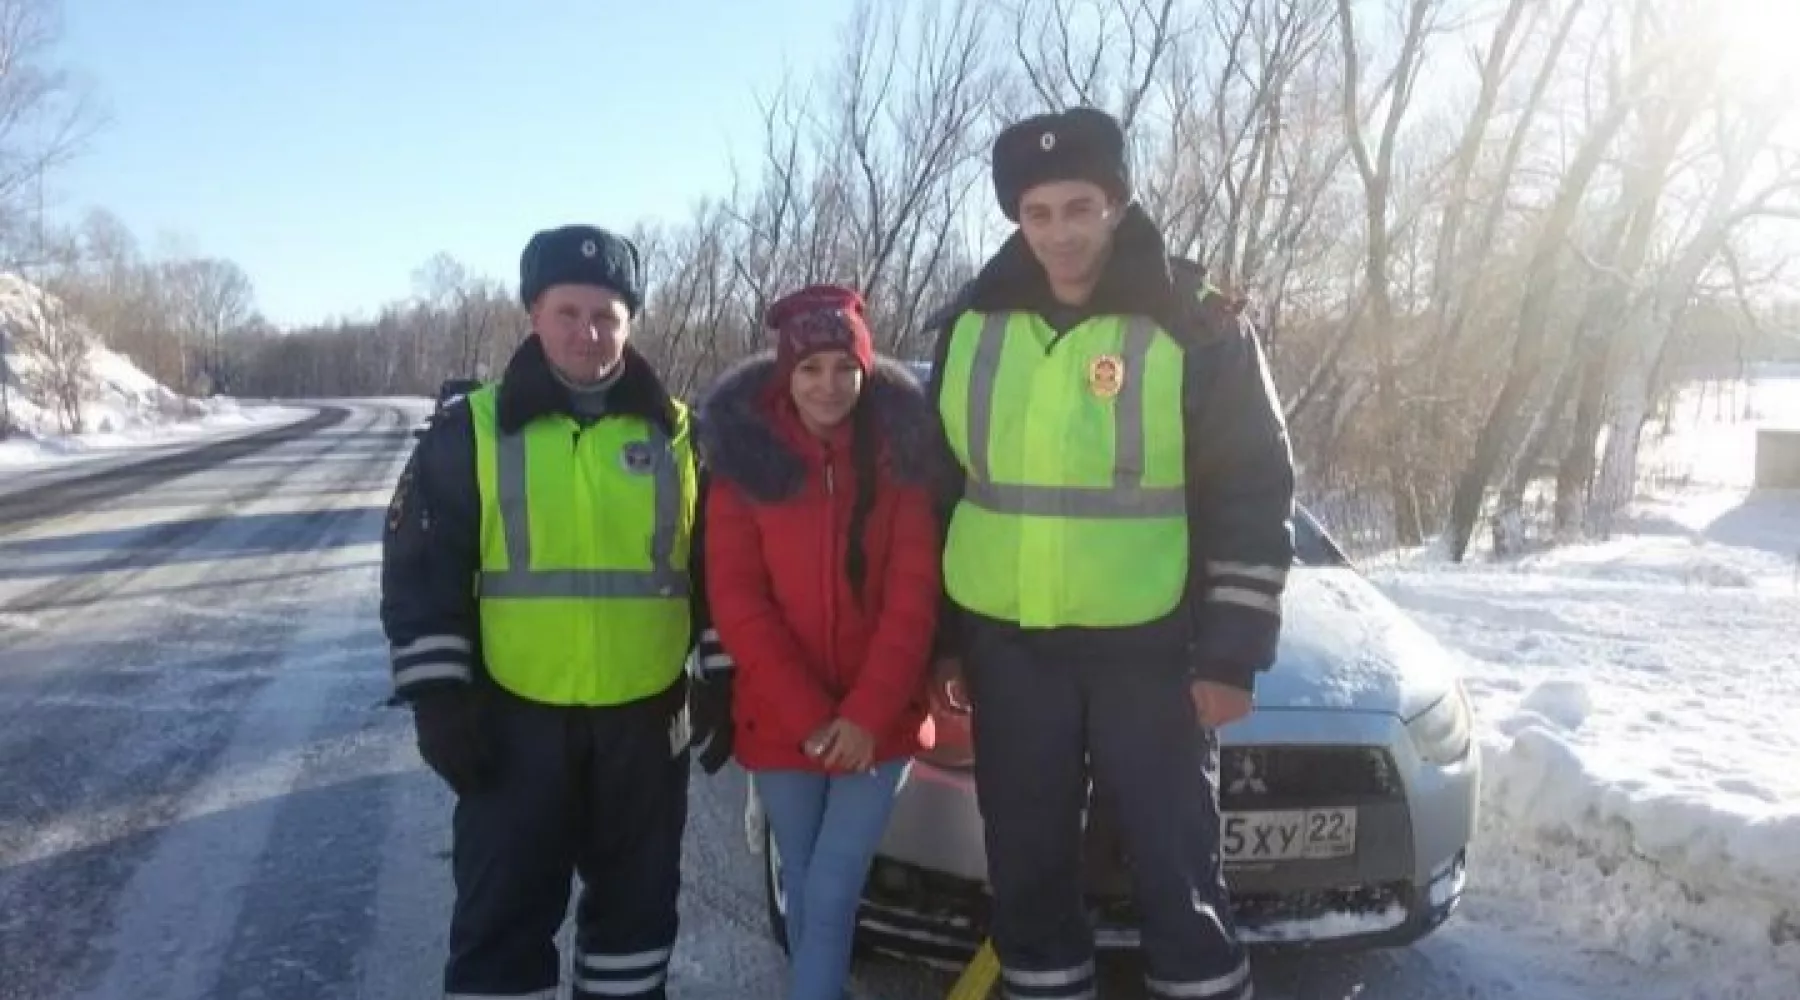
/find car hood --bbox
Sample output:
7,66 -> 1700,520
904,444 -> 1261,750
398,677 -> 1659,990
1255,567 -> 1462,718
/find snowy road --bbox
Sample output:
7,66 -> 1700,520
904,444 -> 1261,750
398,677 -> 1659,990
0,399 -> 1690,999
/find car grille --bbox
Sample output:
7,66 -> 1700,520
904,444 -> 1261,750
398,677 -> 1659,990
1092,880 -> 1411,929
865,862 -> 990,918
860,858 -> 1418,952
859,860 -> 992,963
1219,745 -> 1403,808
1071,746 -> 1404,894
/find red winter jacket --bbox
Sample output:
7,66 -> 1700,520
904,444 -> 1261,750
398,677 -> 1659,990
699,354 -> 941,773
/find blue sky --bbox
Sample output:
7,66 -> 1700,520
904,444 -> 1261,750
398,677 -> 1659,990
50,0 -> 851,327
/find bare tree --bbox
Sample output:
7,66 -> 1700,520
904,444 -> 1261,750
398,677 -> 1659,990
1440,0 -> 1678,560
636,0 -> 997,399
1551,44 -> 1710,537
25,0 -> 1791,572
1009,0 -> 1181,131
1424,0 -> 1566,350
1336,0 -> 1443,546
0,0 -> 103,264
635,204 -> 755,396
413,252 -> 513,379
162,257 -> 253,394
1586,103 -> 1800,535
10,284 -> 91,433
40,209 -> 194,395
827,0 -> 994,329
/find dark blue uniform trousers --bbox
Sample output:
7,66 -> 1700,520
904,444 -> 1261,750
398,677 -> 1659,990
444,680 -> 689,1000
965,623 -> 1252,1000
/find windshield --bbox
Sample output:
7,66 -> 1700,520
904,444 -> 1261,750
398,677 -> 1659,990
1293,508 -> 1348,567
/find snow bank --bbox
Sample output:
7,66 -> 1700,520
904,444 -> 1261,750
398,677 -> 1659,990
1332,372 -> 1800,993
0,273 -> 308,472
1373,492 -> 1800,994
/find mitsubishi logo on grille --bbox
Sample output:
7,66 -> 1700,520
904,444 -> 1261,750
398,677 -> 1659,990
1228,751 -> 1269,796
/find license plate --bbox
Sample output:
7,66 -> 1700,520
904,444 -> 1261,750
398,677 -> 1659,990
1222,808 -> 1357,862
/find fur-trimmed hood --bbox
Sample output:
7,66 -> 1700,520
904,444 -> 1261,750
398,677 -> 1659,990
697,353 -> 939,503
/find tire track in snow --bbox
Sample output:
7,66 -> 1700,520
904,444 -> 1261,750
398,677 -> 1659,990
0,407 -> 357,658
0,406 -> 411,1000
66,407 -> 410,1000
0,408 -> 338,538
70,573 -> 371,1000
352,718 -> 459,1000
0,409 -> 403,860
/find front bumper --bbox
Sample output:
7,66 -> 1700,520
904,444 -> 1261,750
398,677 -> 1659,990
859,709 -> 1478,959
855,848 -> 1468,964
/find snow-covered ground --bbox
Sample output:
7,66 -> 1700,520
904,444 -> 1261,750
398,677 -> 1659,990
0,274 -> 309,473
1370,371 -> 1800,998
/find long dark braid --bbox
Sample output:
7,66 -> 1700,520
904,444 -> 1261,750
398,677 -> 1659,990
845,395 -> 881,608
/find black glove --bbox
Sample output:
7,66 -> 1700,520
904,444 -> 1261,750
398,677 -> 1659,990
687,629 -> 735,775
411,685 -> 497,795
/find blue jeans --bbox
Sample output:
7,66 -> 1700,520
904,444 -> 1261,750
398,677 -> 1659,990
754,760 -> 908,1000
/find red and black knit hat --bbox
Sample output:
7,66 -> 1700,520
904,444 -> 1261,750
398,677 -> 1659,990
766,284 -> 875,382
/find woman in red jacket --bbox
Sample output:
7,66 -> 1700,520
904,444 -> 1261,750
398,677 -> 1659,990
699,283 -> 939,1000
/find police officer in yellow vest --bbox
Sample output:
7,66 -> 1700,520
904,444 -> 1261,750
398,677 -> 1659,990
925,109 -> 1295,1000
380,224 -> 728,1000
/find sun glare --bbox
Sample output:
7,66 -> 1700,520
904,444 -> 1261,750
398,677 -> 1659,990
1712,0 -> 1800,100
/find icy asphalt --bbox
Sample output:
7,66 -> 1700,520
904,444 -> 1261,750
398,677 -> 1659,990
0,400 -> 1663,1000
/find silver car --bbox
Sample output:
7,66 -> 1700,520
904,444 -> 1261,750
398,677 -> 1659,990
756,506 -> 1480,964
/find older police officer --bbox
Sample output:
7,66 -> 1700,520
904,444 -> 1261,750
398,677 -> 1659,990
381,224 -> 726,1000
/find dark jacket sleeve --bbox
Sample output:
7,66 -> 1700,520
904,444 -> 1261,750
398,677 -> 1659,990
379,402 -> 482,702
688,465 -> 730,673
1178,295 -> 1297,691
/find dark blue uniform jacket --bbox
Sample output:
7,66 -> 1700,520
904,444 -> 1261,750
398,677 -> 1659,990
923,204 -> 1296,691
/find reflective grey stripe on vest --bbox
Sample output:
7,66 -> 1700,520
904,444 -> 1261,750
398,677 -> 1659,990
963,312 -> 1182,519
481,422 -> 690,599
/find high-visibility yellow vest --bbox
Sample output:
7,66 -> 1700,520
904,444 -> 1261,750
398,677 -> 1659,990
937,310 -> 1190,628
467,385 -> 697,706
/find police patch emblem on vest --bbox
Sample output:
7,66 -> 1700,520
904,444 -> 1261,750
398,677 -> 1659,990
620,440 -> 657,475
1088,354 -> 1124,399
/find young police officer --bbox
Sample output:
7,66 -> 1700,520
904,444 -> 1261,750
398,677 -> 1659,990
381,224 -> 724,1000
926,108 -> 1295,1000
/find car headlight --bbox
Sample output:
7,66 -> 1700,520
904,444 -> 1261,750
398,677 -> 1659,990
1407,684 -> 1473,765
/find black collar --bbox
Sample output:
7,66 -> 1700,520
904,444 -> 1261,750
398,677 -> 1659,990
496,334 -> 681,436
965,203 -> 1194,335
